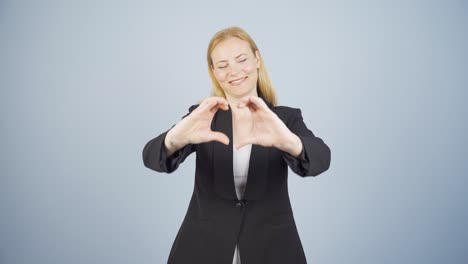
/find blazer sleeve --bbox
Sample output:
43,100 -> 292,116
282,108 -> 331,177
142,105 -> 199,173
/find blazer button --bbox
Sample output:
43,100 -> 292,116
236,201 -> 244,208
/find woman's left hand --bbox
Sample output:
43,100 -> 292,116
236,96 -> 303,157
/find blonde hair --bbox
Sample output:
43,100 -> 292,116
206,26 -> 278,106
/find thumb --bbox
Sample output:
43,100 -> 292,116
208,131 -> 230,145
235,137 -> 254,150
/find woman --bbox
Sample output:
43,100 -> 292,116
142,26 -> 331,264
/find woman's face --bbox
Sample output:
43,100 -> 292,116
211,37 -> 260,99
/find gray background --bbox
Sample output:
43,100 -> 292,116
1,0 -> 467,263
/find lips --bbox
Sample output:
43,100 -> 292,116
229,76 -> 247,85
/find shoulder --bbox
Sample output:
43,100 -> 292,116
272,105 -> 301,117
176,104 -> 200,119
272,105 -> 302,126
188,104 -> 200,112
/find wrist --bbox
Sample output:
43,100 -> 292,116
165,129 -> 188,151
278,133 -> 303,158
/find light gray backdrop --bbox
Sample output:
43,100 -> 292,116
1,1 -> 467,263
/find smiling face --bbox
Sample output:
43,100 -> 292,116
210,37 -> 260,100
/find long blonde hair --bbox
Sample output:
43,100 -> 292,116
206,26 -> 278,106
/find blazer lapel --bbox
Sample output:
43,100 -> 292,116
212,107 -> 237,200
211,98 -> 272,201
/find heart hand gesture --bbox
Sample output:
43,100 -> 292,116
236,96 -> 303,157
165,97 -> 230,155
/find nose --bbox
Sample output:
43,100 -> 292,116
228,63 -> 242,77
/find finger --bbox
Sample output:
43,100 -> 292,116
208,131 -> 230,145
248,96 -> 268,111
238,96 -> 262,111
237,96 -> 252,108
216,97 -> 229,110
200,97 -> 223,112
212,97 -> 229,112
205,97 -> 229,113
209,102 -> 229,114
209,104 -> 221,114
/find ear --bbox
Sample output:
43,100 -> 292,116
255,50 -> 261,68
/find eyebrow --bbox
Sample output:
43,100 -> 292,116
215,53 -> 247,65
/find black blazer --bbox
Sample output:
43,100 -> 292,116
142,97 -> 331,264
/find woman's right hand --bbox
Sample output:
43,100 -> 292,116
164,97 -> 230,156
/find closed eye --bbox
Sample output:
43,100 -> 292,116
216,58 -> 247,69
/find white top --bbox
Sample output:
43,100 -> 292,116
232,144 -> 252,264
